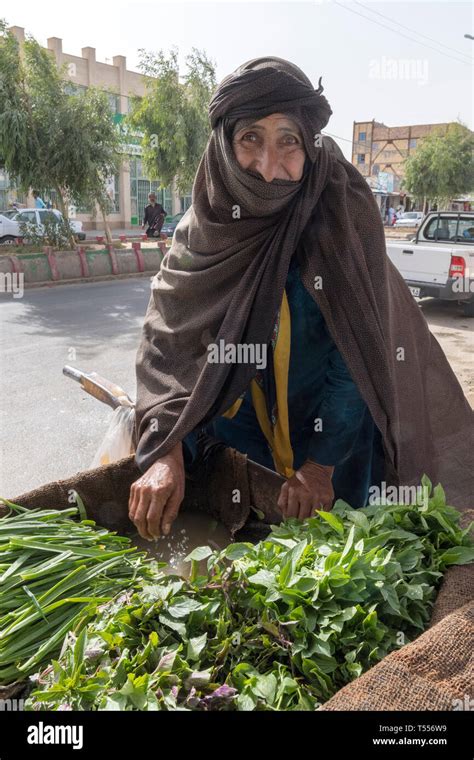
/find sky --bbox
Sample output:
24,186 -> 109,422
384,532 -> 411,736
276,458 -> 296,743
5,0 -> 473,159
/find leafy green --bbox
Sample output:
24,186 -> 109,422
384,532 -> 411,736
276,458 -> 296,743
25,480 -> 473,711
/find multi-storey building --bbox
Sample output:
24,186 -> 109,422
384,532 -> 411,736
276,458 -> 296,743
1,26 -> 192,229
352,119 -> 454,216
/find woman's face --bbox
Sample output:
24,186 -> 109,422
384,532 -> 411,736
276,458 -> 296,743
232,113 -> 306,182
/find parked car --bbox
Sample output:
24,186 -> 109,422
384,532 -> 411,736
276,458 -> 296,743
0,212 -> 22,244
394,211 -> 424,228
0,209 -> 20,219
386,211 -> 474,317
161,212 -> 184,238
0,208 -> 86,245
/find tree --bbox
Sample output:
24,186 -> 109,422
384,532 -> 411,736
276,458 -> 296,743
402,122 -> 474,212
127,47 -> 216,195
0,21 -> 123,246
66,86 -> 123,245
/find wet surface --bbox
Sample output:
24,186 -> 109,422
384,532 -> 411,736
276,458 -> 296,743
126,510 -> 232,577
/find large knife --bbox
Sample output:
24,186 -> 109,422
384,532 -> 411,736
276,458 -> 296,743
246,458 -> 285,523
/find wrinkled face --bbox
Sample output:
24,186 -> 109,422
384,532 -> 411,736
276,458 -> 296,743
149,194 -> 156,204
232,113 -> 306,182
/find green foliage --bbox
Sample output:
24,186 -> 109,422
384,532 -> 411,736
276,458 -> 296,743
403,122 -> 474,208
0,500 -> 158,684
0,22 -> 124,232
66,86 -> 123,215
0,20 -> 29,169
23,480 -> 473,711
127,46 -> 216,194
18,214 -> 76,250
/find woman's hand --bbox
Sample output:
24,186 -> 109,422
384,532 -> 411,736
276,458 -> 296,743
128,442 -> 185,540
277,460 -> 335,520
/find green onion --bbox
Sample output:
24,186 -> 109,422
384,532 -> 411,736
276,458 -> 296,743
0,500 -> 157,683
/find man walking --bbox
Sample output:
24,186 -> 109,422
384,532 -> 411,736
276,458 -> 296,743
142,193 -> 167,238
32,190 -> 46,209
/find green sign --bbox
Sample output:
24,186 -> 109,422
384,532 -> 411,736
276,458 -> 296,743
113,113 -> 143,156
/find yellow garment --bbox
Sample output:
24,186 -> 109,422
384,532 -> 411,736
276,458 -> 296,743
222,290 -> 295,478
222,397 -> 244,420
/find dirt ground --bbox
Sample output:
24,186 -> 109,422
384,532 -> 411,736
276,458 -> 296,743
418,297 -> 474,408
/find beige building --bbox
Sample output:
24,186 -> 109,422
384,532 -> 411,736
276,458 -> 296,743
352,119 -> 452,214
3,26 -> 189,229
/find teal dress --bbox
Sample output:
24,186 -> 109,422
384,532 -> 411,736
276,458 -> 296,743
184,255 -> 386,508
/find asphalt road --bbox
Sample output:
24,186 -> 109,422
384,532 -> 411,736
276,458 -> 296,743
0,279 -> 472,497
0,278 -> 152,497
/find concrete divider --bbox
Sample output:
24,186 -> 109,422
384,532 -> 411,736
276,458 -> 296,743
0,243 -> 168,287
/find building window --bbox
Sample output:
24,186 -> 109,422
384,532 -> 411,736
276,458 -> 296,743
409,138 -> 417,149
75,199 -> 95,215
163,187 -> 173,214
106,93 -> 120,114
359,131 -> 366,142
357,154 -> 366,164
127,95 -> 142,114
64,83 -> 88,97
180,194 -> 192,213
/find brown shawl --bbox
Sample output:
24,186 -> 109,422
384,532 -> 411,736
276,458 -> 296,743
134,56 -> 473,508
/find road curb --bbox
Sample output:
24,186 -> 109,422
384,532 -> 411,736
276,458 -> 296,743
0,244 -> 167,288
9,270 -> 156,290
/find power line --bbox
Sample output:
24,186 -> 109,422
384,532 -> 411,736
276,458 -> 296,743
333,1 -> 473,66
323,131 -> 373,153
354,0 -> 473,63
323,130 -> 357,144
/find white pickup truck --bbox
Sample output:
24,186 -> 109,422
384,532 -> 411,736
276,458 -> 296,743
0,208 -> 85,245
386,211 -> 474,317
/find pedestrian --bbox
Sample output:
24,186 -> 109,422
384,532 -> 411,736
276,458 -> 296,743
32,191 -> 46,209
387,206 -> 395,225
142,193 -> 167,238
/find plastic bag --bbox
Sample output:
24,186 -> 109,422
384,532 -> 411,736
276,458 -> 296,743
91,406 -> 136,468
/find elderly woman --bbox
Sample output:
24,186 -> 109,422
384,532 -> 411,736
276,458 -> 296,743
129,57 -> 472,541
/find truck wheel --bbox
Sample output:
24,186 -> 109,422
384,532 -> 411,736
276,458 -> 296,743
462,298 -> 474,318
